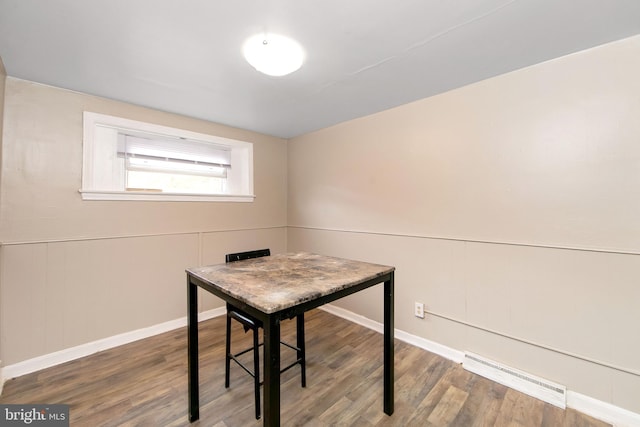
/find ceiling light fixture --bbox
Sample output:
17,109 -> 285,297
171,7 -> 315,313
243,33 -> 304,77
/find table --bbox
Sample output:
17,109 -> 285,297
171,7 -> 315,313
186,252 -> 395,427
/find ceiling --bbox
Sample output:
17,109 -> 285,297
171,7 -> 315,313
1,1 -> 640,139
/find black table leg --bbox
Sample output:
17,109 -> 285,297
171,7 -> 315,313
263,315 -> 281,427
297,313 -> 306,388
384,272 -> 395,415
187,279 -> 200,422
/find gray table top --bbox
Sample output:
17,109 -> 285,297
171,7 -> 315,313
186,252 -> 394,314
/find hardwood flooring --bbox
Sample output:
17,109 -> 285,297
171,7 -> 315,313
1,309 -> 610,426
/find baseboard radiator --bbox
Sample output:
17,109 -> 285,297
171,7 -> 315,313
463,352 -> 567,409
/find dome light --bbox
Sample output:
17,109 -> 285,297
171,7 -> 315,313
243,33 -> 304,77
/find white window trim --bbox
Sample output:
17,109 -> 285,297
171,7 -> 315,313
81,112 -> 255,202
79,190 -> 254,202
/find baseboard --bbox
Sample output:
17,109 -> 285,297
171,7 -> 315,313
320,304 -> 465,363
320,304 -> 639,427
1,307 -> 225,383
568,391 -> 640,427
395,328 -> 465,364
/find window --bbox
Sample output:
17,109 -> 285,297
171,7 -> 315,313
81,112 -> 254,202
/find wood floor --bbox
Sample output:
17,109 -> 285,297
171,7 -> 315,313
1,309 -> 610,427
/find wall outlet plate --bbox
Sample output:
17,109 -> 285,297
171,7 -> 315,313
414,302 -> 425,318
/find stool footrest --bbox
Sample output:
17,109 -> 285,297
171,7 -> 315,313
228,341 -> 304,382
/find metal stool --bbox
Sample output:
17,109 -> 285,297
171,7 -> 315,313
224,249 -> 306,419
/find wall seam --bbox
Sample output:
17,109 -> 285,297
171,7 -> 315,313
288,225 -> 640,256
0,225 -> 288,246
426,308 -> 640,378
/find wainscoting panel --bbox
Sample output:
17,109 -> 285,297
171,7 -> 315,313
287,226 -> 640,415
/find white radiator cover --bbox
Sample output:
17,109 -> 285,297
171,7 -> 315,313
463,352 -> 567,409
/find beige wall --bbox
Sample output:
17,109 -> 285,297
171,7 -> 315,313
0,57 -> 5,205
1,79 -> 287,243
0,79 -> 288,365
0,58 -> 6,369
288,35 -> 640,413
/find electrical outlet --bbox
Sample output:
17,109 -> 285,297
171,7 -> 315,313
414,302 -> 424,318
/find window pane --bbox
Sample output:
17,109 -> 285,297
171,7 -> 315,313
126,157 -> 227,177
126,170 -> 225,194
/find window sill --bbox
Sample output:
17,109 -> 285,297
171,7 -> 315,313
79,190 -> 255,202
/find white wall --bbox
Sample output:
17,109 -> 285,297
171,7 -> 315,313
0,78 -> 288,366
288,35 -> 640,414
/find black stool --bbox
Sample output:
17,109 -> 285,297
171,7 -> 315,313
224,249 -> 306,419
